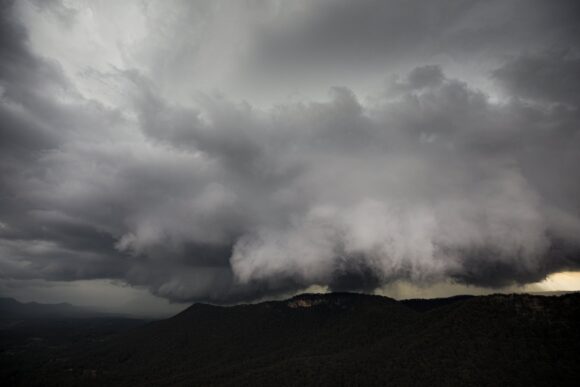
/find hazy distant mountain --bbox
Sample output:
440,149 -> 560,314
5,292 -> 577,387
0,297 -> 101,320
0,298 -> 147,384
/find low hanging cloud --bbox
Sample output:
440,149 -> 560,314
0,0 -> 579,303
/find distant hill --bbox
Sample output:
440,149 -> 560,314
0,298 -> 148,383
3,292 -> 580,386
0,297 -> 100,320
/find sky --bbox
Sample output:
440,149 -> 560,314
1,0 -> 579,316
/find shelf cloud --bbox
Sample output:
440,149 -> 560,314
1,0 -> 579,303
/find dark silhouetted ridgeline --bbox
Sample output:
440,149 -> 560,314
1,293 -> 579,386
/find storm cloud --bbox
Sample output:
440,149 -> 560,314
0,0 -> 579,303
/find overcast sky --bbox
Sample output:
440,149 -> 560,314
1,0 -> 580,315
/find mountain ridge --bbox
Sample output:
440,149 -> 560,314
4,291 -> 576,386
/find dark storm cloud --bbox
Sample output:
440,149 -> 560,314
0,0 -> 579,303
240,0 -> 580,89
493,50 -> 580,106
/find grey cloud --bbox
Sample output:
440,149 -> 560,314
1,0 -> 579,303
239,0 -> 580,92
493,50 -> 580,106
404,65 -> 445,91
